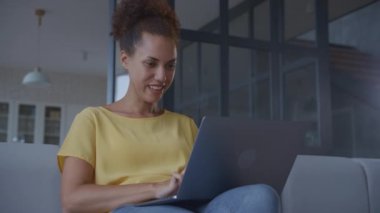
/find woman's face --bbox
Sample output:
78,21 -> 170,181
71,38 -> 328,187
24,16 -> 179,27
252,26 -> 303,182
121,32 -> 177,105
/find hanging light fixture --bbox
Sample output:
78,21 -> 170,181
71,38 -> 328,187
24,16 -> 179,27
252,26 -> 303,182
22,9 -> 50,86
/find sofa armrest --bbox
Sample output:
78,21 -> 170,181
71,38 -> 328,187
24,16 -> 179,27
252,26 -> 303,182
281,155 -> 370,213
354,158 -> 380,213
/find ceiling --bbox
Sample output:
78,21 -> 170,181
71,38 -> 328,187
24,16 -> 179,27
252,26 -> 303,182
0,0 -> 374,77
1,0 -> 109,76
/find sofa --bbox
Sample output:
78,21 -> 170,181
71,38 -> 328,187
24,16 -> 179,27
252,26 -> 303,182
281,155 -> 380,213
1,143 -> 379,213
0,143 -> 61,212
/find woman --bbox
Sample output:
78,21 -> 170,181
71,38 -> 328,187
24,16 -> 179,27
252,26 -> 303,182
58,0 -> 280,212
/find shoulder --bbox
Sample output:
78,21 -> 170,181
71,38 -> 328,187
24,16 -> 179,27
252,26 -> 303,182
75,106 -> 106,121
164,110 -> 191,120
164,110 -> 197,125
78,106 -> 105,116
163,111 -> 198,137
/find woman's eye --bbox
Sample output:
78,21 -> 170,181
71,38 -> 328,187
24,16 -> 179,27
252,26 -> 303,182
145,61 -> 156,67
167,63 -> 176,70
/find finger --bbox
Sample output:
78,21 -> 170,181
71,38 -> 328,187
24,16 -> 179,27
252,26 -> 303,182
180,168 -> 186,176
172,173 -> 183,186
172,172 -> 182,180
170,175 -> 179,185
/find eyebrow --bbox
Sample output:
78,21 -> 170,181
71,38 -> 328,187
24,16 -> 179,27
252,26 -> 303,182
146,57 -> 176,63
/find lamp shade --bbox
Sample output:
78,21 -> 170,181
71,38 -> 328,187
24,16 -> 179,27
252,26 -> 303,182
22,67 -> 50,86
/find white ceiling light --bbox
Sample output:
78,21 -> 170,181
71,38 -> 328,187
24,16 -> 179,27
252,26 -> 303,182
22,9 -> 50,86
22,67 -> 50,86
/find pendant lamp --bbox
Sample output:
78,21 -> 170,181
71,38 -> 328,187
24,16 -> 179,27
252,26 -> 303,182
22,9 -> 50,86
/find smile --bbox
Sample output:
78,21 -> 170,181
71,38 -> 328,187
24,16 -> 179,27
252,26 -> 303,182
148,85 -> 165,92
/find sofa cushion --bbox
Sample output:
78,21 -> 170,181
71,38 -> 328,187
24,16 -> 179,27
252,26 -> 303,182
281,155 -> 370,213
0,143 -> 61,212
354,158 -> 380,213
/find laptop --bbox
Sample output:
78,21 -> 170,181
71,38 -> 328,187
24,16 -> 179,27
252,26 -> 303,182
135,116 -> 313,206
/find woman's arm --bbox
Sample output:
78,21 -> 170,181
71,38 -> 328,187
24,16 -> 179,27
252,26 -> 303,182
61,157 -> 181,213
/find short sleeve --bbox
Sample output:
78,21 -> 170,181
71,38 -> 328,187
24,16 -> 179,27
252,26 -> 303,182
57,108 -> 96,172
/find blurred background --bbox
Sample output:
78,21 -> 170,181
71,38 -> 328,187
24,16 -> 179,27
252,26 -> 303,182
1,0 -> 380,158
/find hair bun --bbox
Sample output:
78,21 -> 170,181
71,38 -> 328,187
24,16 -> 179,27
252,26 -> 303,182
111,0 -> 179,41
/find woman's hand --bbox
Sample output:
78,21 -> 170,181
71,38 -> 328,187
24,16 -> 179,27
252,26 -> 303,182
153,172 -> 184,199
61,157 -> 171,212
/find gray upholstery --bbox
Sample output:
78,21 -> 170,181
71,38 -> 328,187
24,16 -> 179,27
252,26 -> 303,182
355,158 -> 380,213
281,155 -> 370,213
0,143 -> 61,212
1,144 -> 379,213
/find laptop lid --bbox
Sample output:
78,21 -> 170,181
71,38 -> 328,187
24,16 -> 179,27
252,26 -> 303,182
135,116 -> 314,207
176,116 -> 313,200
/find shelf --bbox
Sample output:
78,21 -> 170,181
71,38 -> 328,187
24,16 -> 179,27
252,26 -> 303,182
0,123 -> 8,129
18,132 -> 34,135
1,102 -> 62,144
18,116 -> 35,120
44,135 -> 60,145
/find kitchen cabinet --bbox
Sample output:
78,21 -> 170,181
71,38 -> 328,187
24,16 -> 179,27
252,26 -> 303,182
0,101 -> 63,145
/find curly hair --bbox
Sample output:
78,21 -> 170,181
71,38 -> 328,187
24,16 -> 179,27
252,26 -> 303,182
111,0 -> 180,55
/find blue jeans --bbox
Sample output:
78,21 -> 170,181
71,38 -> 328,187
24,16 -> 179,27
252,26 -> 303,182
113,184 -> 280,213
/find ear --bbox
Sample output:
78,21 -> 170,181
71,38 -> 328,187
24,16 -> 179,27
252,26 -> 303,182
120,50 -> 129,70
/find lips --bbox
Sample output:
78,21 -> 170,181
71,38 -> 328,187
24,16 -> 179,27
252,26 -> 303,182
148,84 -> 165,93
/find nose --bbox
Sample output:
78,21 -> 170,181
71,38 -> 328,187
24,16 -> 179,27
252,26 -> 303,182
154,66 -> 166,82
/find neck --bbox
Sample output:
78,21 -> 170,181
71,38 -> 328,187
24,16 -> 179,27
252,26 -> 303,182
118,96 -> 162,117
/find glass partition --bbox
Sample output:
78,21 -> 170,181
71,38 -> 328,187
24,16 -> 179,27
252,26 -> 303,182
284,0 -> 316,45
254,0 -> 270,41
229,46 -> 251,117
328,1 -> 380,157
175,40 -> 220,123
176,0 -> 220,33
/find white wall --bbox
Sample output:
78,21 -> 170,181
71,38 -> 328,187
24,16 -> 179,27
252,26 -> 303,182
0,67 -> 106,212
0,67 -> 107,143
0,1 -> 108,208
0,67 -> 106,105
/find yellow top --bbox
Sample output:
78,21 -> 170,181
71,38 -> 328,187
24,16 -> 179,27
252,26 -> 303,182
57,107 -> 198,185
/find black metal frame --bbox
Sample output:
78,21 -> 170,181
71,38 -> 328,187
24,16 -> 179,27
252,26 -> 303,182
315,0 -> 332,153
171,0 -> 332,150
107,0 -> 117,104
